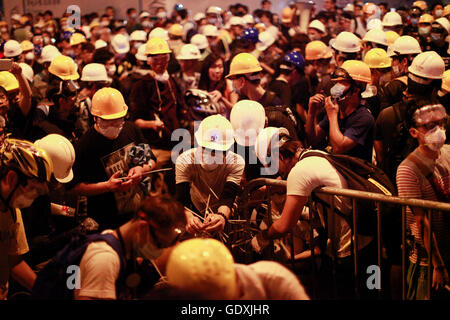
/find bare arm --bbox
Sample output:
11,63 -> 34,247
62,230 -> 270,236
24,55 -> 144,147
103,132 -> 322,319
10,256 -> 36,291
10,63 -> 32,116
268,195 -> 308,238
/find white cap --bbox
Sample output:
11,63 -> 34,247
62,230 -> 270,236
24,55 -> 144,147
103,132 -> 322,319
81,63 -> 109,82
38,45 -> 61,63
135,44 -> 148,61
4,40 -> 22,57
130,30 -> 147,42
194,13 -> 206,22
148,27 -> 169,41
94,39 -> 108,49
111,34 -> 130,54
202,24 -> 219,37
19,63 -> 34,83
191,34 -> 208,50
229,16 -> 246,26
177,44 -> 201,60
309,20 -> 326,33
256,31 -> 276,51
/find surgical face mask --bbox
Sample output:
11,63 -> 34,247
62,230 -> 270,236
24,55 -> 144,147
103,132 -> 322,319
431,33 -> 442,42
101,20 -> 110,27
0,27 -> 7,33
106,64 -> 116,77
435,10 -> 443,18
392,64 -> 402,77
25,52 -> 35,60
330,83 -> 348,99
424,126 -> 446,151
201,151 -> 221,171
135,230 -> 163,260
154,71 -> 169,83
308,33 -> 321,41
208,18 -> 217,25
142,21 -> 152,28
96,118 -> 124,139
418,27 -> 431,36
232,78 -> 244,95
11,188 -> 40,208
361,84 -> 378,98
134,42 -> 143,50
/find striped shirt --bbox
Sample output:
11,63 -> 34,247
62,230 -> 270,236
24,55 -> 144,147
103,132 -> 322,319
396,145 -> 450,266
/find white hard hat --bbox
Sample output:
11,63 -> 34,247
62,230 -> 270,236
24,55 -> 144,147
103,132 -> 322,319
332,31 -> 361,53
194,114 -> 235,151
34,134 -> 75,183
434,17 -> 450,34
366,18 -> 383,31
408,51 -> 445,80
130,30 -> 147,42
38,45 -> 61,63
256,31 -> 276,51
11,14 -> 21,22
363,28 -> 388,46
190,34 -> 208,50
229,16 -> 246,26
344,3 -> 355,12
254,127 -> 290,166
111,34 -> 130,54
135,44 -> 148,61
94,39 -> 108,49
388,35 -> 422,56
202,24 -> 219,37
206,6 -> 222,15
193,13 -> 206,22
308,20 -> 326,33
382,11 -> 402,27
230,100 -> 265,146
243,14 -> 254,25
19,63 -> 34,83
139,11 -> 151,19
177,44 -> 201,60
148,27 -> 169,41
156,11 -> 167,19
81,63 -> 109,82
4,40 -> 22,58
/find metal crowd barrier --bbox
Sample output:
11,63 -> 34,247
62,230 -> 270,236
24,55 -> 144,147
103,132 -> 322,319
238,178 -> 450,300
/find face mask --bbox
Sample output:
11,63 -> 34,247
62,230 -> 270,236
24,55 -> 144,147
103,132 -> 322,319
101,21 -> 110,27
47,27 -> 54,33
96,119 -> 124,139
0,27 -> 7,33
135,231 -> 163,260
392,65 -> 402,77
330,83 -> 348,99
431,33 -> 442,42
142,21 -> 152,28
410,18 -> 419,25
25,52 -> 35,60
201,151 -> 221,171
208,18 -> 217,25
154,71 -> 169,83
379,72 -> 391,86
134,42 -> 143,50
232,79 -> 244,95
308,33 -> 321,41
361,84 -> 377,98
11,188 -> 39,208
424,126 -> 446,151
43,37 -> 51,45
107,65 -> 117,77
435,10 -> 443,18
418,27 -> 430,36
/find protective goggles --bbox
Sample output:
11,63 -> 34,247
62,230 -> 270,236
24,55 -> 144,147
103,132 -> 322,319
413,104 -> 447,128
331,67 -> 353,83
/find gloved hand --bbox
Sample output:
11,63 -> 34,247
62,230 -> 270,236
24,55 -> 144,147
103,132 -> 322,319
251,230 -> 270,254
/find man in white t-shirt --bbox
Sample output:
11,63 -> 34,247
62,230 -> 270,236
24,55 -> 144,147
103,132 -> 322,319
175,115 -> 244,235
251,128 -> 376,299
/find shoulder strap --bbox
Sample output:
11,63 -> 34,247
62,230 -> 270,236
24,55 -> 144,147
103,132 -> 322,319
395,76 -> 408,86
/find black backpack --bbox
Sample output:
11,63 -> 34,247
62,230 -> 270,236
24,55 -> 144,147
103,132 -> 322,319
31,233 -> 125,300
300,151 -> 397,236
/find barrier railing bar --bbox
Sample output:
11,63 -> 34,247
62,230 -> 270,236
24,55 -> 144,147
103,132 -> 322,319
402,205 -> 407,300
352,198 -> 360,299
428,208 -> 433,300
376,202 -> 382,298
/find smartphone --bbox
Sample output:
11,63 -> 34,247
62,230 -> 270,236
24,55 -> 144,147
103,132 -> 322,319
0,59 -> 12,71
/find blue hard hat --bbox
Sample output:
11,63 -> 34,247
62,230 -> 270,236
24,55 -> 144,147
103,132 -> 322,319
174,3 -> 185,11
283,51 -> 305,71
241,28 -> 259,43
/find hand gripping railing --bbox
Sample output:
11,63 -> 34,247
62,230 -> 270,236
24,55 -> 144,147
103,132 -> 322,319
238,178 -> 450,300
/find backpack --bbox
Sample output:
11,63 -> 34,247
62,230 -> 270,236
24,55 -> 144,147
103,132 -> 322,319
31,233 -> 125,300
300,151 -> 397,236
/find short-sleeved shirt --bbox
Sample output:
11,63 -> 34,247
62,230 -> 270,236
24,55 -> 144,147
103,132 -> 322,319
396,145 -> 450,267
286,153 -> 372,258
175,148 -> 245,213
319,105 -> 375,161
0,209 -> 29,300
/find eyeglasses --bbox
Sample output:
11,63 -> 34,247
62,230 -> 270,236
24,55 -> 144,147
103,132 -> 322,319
418,117 -> 447,131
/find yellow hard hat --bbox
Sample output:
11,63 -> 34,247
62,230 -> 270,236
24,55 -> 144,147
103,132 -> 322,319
281,7 -> 294,23
226,52 -> 262,78
441,70 -> 450,92
334,60 -> 372,83
444,5 -> 450,18
363,48 -> 392,69
168,23 -> 183,36
305,40 -> 333,60
70,33 -> 87,46
384,30 -> 400,46
91,87 -> 128,120
255,23 -> 266,33
145,37 -> 172,55
0,71 -> 19,92
20,40 -> 34,52
413,1 -> 427,11
48,55 -> 79,80
166,238 -> 238,300
419,14 -> 434,24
